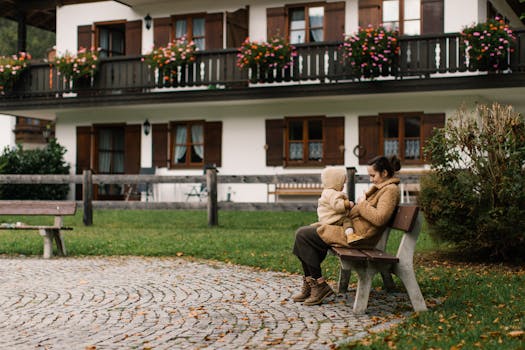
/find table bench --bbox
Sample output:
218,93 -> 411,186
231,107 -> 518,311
331,205 -> 427,314
268,183 -> 323,202
0,201 -> 77,259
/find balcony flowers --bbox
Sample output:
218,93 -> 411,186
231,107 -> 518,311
340,25 -> 399,79
144,37 -> 197,85
237,36 -> 296,82
0,52 -> 31,94
54,47 -> 100,82
461,17 -> 516,72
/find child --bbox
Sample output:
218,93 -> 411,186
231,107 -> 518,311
315,167 -> 354,234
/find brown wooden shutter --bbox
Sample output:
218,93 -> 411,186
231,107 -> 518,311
153,17 -> 171,47
76,126 -> 92,200
77,25 -> 93,50
358,0 -> 381,29
227,7 -> 249,48
265,119 -> 284,166
124,124 -> 141,174
204,121 -> 222,166
125,20 -> 142,55
421,0 -> 444,34
152,123 -> 168,168
324,117 -> 345,165
267,7 -> 287,39
358,115 -> 380,165
206,13 -> 224,49
325,2 -> 346,41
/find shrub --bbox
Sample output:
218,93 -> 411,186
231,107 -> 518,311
461,17 -> 516,72
340,25 -> 399,79
0,139 -> 71,200
419,103 -> 525,261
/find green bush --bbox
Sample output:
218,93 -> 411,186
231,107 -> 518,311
0,139 -> 71,199
419,103 -> 525,261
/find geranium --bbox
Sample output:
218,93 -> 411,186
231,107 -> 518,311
340,25 -> 399,79
0,52 -> 31,94
144,37 -> 197,72
237,36 -> 296,70
54,47 -> 100,80
461,17 -> 516,71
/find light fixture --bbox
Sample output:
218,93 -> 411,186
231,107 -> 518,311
143,119 -> 151,136
144,14 -> 152,30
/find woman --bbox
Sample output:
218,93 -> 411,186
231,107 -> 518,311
292,155 -> 401,306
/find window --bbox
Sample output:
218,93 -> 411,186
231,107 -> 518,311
97,126 -> 125,198
358,113 -> 445,165
266,116 -> 344,167
97,23 -> 125,57
382,0 -> 421,35
174,15 -> 206,50
289,5 -> 324,44
171,121 -> 205,167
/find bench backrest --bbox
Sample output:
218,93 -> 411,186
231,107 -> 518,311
0,201 -> 77,216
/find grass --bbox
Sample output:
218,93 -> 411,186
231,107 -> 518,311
0,210 -> 523,349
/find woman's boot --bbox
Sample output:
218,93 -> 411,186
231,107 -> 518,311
303,278 -> 334,306
292,276 -> 312,302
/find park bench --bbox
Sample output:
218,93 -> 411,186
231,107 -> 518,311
331,205 -> 427,314
268,183 -> 323,201
0,201 -> 77,259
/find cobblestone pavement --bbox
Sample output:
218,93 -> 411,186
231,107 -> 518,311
0,256 -> 412,350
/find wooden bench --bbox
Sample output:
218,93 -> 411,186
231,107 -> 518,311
331,205 -> 427,314
268,183 -> 323,201
0,201 -> 77,259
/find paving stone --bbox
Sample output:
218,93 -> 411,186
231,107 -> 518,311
0,256 -> 411,349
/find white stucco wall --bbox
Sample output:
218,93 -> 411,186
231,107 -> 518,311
0,114 -> 16,151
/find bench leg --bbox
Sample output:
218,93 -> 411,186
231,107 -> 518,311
337,266 -> 352,294
53,229 -> 67,256
380,271 -> 396,291
393,265 -> 427,312
352,264 -> 374,314
39,229 -> 53,259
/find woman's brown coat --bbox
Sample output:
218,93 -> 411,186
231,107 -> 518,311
317,177 -> 400,248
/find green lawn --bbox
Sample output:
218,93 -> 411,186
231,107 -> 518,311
0,210 -> 523,349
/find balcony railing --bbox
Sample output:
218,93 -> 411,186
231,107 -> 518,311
4,30 -> 525,99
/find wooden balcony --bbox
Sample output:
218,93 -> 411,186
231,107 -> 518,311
1,31 -> 525,109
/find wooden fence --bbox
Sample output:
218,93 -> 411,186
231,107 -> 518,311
0,168 -> 423,226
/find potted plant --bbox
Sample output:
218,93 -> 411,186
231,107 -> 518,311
144,37 -> 197,87
54,47 -> 100,90
0,52 -> 31,95
461,17 -> 516,72
237,36 -> 296,83
340,25 -> 399,79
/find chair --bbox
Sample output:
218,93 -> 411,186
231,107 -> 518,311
185,183 -> 207,201
137,167 -> 155,202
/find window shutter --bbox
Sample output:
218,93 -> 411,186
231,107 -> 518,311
206,13 -> 224,49
124,124 -> 141,174
265,119 -> 284,166
125,20 -> 142,55
358,0 -> 381,29
227,8 -> 249,48
153,17 -> 171,47
421,0 -> 444,34
325,2 -> 345,42
358,116 -> 380,165
152,123 -> 168,168
204,121 -> 222,166
324,117 -> 345,165
267,7 -> 287,39
77,25 -> 93,50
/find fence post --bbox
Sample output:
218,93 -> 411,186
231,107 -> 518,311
82,169 -> 93,226
206,165 -> 218,226
346,167 -> 357,203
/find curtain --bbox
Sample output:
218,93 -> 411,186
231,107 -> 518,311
289,143 -> 303,160
98,129 -> 111,173
309,142 -> 323,160
309,7 -> 324,42
384,140 -> 399,157
174,126 -> 187,163
175,19 -> 187,39
191,124 -> 204,161
405,139 -> 420,159
114,132 -> 125,173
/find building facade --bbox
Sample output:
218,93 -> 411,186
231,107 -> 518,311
1,0 -> 524,202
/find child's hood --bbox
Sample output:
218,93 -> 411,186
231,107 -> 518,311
321,167 -> 346,190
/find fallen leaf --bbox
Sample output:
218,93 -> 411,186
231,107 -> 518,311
507,330 -> 524,338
